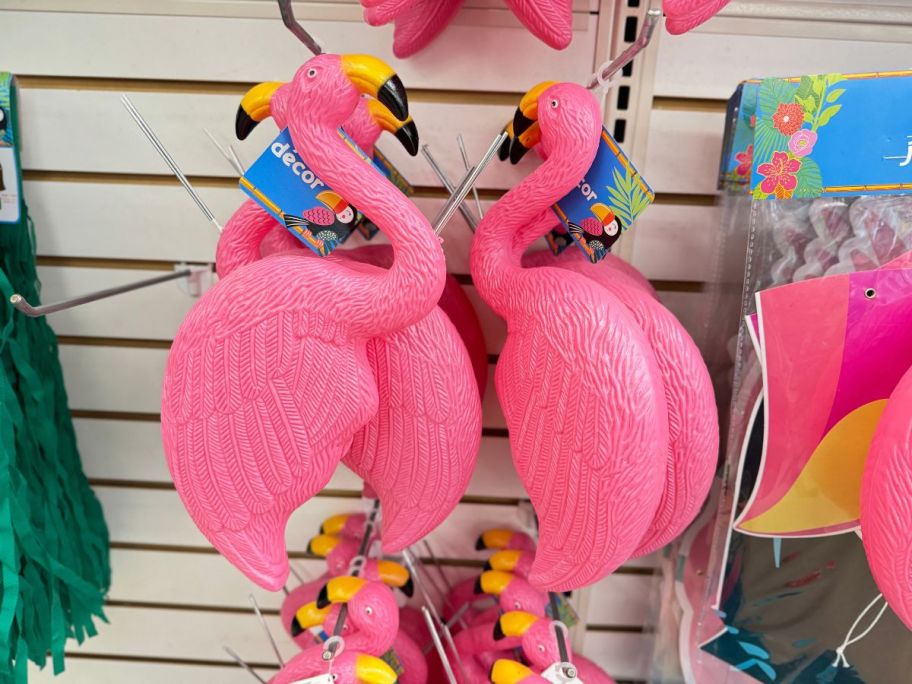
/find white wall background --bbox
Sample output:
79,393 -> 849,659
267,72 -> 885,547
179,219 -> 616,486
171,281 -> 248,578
1,1 -> 910,682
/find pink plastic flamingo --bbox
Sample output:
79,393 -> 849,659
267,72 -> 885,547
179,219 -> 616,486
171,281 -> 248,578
475,528 -> 536,553
664,0 -> 730,34
474,570 -> 548,616
271,650 -> 398,684
484,549 -> 534,578
361,0 -> 572,58
470,81 -> 667,590
522,247 -> 718,556
861,363 -> 912,631
307,534 -> 413,595
489,659 -> 550,683
494,612 -> 616,684
161,54 -> 447,591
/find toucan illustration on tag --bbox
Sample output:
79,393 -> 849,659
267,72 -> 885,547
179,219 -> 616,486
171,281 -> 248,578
284,190 -> 357,250
568,202 -> 620,255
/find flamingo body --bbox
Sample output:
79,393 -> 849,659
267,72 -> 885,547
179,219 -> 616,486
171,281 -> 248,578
861,364 -> 912,631
523,248 -> 718,555
472,83 -> 667,590
271,650 -> 397,684
664,0 -> 730,34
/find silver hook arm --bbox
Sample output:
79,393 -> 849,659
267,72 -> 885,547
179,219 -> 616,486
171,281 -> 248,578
277,0 -> 323,55
421,145 -> 479,231
586,7 -> 662,90
457,134 -> 484,220
9,269 -> 193,318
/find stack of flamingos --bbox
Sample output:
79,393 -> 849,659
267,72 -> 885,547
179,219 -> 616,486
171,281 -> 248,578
470,81 -> 718,591
161,52 -> 482,595
358,0 -> 731,58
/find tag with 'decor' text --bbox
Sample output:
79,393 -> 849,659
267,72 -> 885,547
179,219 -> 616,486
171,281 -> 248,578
240,129 -> 397,256
551,127 -> 654,264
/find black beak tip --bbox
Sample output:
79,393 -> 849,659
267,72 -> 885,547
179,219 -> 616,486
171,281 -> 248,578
379,75 -> 409,122
493,620 -> 506,641
512,109 -> 535,138
482,560 -> 493,572
475,535 -> 486,551
509,139 -> 530,165
319,523 -> 327,534
316,585 -> 330,610
290,617 -> 304,637
235,107 -> 257,141
401,577 -> 415,598
473,576 -> 485,595
498,135 -> 512,162
395,120 -> 420,157
563,591 -> 572,598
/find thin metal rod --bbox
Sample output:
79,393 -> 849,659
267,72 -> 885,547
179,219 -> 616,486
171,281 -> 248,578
324,499 -> 380,661
121,95 -> 222,233
421,145 -> 478,231
457,134 -> 484,220
288,563 -> 307,585
549,592 -> 577,679
432,131 -> 508,235
422,602 -> 470,655
224,646 -> 268,684
422,540 -> 455,594
249,594 -> 284,667
402,548 -> 469,682
277,0 -> 323,55
586,7 -> 662,90
10,269 -> 191,318
228,145 -> 245,175
422,606 -> 459,684
204,127 -> 245,176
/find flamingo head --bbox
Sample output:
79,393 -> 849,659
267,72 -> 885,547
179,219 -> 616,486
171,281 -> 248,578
289,599 -> 331,638
506,81 -> 601,165
316,576 -> 401,635
484,549 -> 534,577
235,54 -> 411,142
475,528 -> 536,552
474,570 -> 547,615
489,658 -> 542,684
493,612 -> 561,671
308,534 -> 414,597
271,650 -> 398,684
321,512 -> 366,537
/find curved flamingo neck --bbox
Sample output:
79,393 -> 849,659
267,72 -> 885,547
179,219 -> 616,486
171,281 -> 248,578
472,136 -> 595,314
291,113 -> 443,337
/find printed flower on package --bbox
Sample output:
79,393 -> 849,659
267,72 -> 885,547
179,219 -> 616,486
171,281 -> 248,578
752,73 -> 846,200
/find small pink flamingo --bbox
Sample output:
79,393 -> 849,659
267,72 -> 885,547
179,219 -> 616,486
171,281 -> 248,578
663,0 -> 730,34
484,550 -> 533,578
474,570 -> 548,616
321,512 -> 370,538
475,528 -> 537,552
493,611 -> 616,684
861,363 -> 912,631
470,81 -> 667,590
272,649 -> 398,684
522,247 -> 718,556
161,54 -> 447,591
360,0 -> 572,58
306,534 -> 414,596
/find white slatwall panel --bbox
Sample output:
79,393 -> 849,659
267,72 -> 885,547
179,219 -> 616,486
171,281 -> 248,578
7,1 -> 907,681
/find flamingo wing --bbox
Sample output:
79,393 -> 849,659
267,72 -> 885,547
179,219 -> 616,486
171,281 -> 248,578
345,307 -> 482,551
503,0 -> 573,49
496,272 -> 667,590
162,257 -> 379,590
391,0 -> 465,58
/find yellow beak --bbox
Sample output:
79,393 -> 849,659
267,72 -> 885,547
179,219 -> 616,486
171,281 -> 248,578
377,559 -> 415,597
366,98 -> 419,156
321,513 -> 352,536
508,81 -> 556,164
494,611 -> 539,640
308,533 -> 342,558
490,659 -> 536,684
290,600 -> 330,635
485,549 -> 522,573
341,54 -> 409,121
317,575 -> 368,608
475,570 -> 515,596
235,81 -> 283,140
356,653 -> 399,684
476,528 -> 516,550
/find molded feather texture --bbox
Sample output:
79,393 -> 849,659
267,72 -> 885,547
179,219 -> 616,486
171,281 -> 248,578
364,0 -> 424,26
503,0 -> 573,50
523,249 -> 718,556
390,0 -> 465,58
664,0 -> 730,34
860,364 -> 912,631
161,256 -> 381,590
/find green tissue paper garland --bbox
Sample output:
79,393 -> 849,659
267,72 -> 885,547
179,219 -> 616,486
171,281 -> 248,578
0,73 -> 110,682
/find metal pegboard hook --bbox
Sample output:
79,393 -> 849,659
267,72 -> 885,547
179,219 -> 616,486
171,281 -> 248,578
586,7 -> 662,91
277,0 -> 324,55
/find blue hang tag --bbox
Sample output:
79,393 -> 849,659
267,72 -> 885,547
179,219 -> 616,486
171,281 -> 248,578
354,148 -> 414,240
544,227 -> 574,256
239,128 -> 385,256
0,72 -> 22,225
551,127 -> 654,264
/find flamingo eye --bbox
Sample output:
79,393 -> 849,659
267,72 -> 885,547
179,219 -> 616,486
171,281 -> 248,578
537,643 -> 546,653
513,600 -> 522,610
365,606 -> 373,616
307,68 -> 318,78
550,99 -> 559,109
